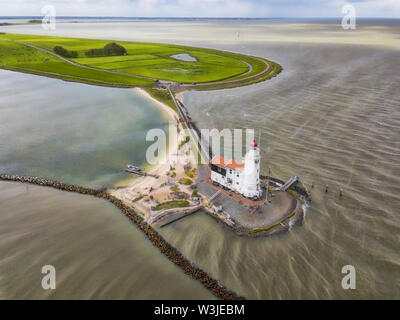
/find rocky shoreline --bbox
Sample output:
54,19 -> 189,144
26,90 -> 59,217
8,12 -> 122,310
202,199 -> 305,238
0,174 -> 245,300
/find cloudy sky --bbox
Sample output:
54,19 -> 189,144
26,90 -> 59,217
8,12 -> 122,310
0,0 -> 399,18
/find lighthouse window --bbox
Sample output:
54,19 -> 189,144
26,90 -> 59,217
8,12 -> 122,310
211,164 -> 226,176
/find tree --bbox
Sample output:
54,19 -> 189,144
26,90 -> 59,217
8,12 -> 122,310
53,46 -> 78,58
85,42 -> 127,57
104,42 -> 127,56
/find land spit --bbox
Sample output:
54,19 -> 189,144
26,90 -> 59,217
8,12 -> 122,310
113,88 -> 311,237
196,166 -> 307,237
0,174 -> 245,300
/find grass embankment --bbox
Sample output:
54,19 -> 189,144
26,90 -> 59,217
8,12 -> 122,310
154,200 -> 190,211
0,37 -> 152,87
144,88 -> 176,111
0,33 -> 280,89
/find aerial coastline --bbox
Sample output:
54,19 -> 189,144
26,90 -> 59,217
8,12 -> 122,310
0,28 -> 308,299
111,87 -> 198,220
1,13 -> 399,301
0,31 -> 307,235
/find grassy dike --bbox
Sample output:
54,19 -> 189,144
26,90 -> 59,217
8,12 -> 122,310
0,33 -> 281,90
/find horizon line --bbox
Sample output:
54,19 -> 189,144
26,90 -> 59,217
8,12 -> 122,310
1,16 -> 399,19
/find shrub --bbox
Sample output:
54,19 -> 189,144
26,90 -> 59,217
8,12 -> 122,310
53,46 -> 78,58
192,189 -> 198,197
85,48 -> 100,57
85,42 -> 127,57
185,171 -> 194,178
104,42 -> 127,56
183,178 -> 192,185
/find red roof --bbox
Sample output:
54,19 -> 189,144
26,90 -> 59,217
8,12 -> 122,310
211,155 -> 244,172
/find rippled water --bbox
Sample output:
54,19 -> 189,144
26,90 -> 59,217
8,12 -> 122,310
0,70 -> 169,189
0,181 -> 214,299
1,19 -> 399,299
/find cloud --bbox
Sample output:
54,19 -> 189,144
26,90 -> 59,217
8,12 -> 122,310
0,0 -> 398,17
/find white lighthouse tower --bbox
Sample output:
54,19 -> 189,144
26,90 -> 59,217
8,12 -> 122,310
239,140 -> 262,199
210,139 -> 262,200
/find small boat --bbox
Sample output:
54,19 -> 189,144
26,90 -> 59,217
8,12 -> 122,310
127,164 -> 141,172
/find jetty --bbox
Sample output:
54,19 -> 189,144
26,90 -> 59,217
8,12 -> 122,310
0,173 -> 244,300
124,168 -> 159,178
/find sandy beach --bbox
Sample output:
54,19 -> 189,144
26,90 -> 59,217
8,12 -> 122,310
111,88 -> 199,221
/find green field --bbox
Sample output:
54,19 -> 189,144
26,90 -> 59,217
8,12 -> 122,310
154,200 -> 190,211
0,33 -> 281,89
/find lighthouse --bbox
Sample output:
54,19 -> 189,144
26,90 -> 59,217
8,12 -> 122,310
239,140 -> 262,199
210,139 -> 262,200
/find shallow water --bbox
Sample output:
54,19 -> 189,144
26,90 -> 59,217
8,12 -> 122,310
0,70 -> 168,189
1,19 -> 399,299
171,53 -> 198,62
0,181 -> 214,299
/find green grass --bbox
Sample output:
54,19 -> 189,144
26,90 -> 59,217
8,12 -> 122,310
132,195 -> 143,203
0,38 -> 153,86
154,200 -> 189,211
178,136 -> 190,150
0,33 -> 280,88
185,171 -> 194,178
144,88 -> 176,110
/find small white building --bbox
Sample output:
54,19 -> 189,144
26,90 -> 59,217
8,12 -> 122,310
210,140 -> 262,200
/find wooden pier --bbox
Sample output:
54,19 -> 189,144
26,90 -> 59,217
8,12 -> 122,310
124,168 -> 159,178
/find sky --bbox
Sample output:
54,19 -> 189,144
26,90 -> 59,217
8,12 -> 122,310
0,0 -> 399,18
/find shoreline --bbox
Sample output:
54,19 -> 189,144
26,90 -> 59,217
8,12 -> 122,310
111,87 -> 199,221
0,174 -> 244,300
120,88 -> 311,235
112,87 -> 179,189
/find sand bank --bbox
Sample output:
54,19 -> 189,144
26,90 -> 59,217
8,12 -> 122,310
111,88 -> 198,220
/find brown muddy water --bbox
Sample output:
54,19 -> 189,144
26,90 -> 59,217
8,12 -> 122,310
0,19 -> 399,299
0,181 -> 214,299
